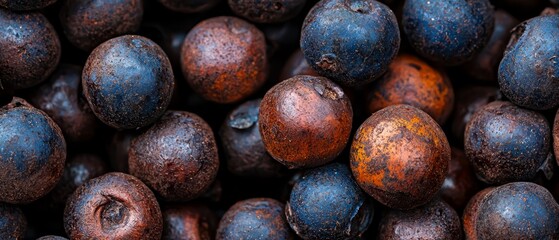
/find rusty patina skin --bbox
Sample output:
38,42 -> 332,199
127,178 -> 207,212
378,199 -> 462,239
220,99 -> 286,178
228,0 -> 307,23
440,147 -> 480,212
0,9 -> 61,90
464,101 -> 551,185
0,203 -> 26,239
162,204 -> 217,240
366,54 -> 454,124
49,154 -> 108,205
64,173 -> 162,240
157,0 -> 220,13
259,75 -> 353,169
350,104 -> 450,210
463,187 -> 494,240
464,182 -> 559,239
279,49 -> 320,81
0,97 -> 66,204
60,0 -> 144,51
450,86 -> 501,143
27,65 -> 100,144
181,16 -> 267,104
128,111 -> 219,201
216,198 -> 294,240
0,0 -> 57,10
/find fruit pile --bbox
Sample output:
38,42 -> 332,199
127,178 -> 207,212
1,0 -> 559,239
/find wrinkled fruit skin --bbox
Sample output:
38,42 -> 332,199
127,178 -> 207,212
0,203 -> 26,239
286,163 -> 373,240
464,101 -> 550,185
0,0 -> 57,10
60,0 -> 144,51
350,104 -> 450,210
301,0 -> 400,86
366,54 -> 454,125
403,0 -> 494,65
129,111 -> 219,201
64,173 -> 162,240
83,35 -> 174,129
498,14 -> 559,110
440,148 -> 480,211
0,9 -> 61,89
50,154 -> 108,205
28,65 -> 100,143
0,97 -> 66,204
181,16 -> 267,104
217,198 -> 293,240
259,75 -> 353,169
378,199 -> 462,240
162,204 -> 217,240
465,182 -> 559,239
157,0 -> 220,13
462,10 -> 519,81
228,0 -> 307,23
220,99 -> 285,178
279,49 -> 319,81
450,86 -> 501,143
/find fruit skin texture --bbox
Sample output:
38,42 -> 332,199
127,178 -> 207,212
464,101 -> 550,185
83,35 -> 175,130
259,75 -> 353,169
27,65 -> 100,144
60,0 -> 144,51
217,198 -> 293,240
366,54 -> 454,125
129,111 -> 219,201
220,99 -> 285,178
162,204 -> 217,240
157,0 -> 220,13
181,16 -> 267,104
300,0 -> 400,86
228,0 -> 307,23
0,0 -> 56,10
465,182 -> 559,239
350,104 -> 450,210
0,203 -> 26,239
402,0 -> 495,65
0,9 -> 61,90
64,172 -> 163,240
286,163 -> 373,240
498,14 -> 559,110
0,97 -> 66,204
378,199 -> 462,240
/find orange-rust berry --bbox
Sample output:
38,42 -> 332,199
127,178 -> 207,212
180,16 -> 267,104
259,75 -> 353,169
366,54 -> 454,124
350,104 -> 450,210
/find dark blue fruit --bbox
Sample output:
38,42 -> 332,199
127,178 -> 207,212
467,182 -> 559,239
300,0 -> 400,86
403,0 -> 494,65
464,101 -> 551,185
0,203 -> 26,239
498,14 -> 559,110
286,163 -> 373,239
82,35 -> 175,129
216,198 -> 293,240
0,9 -> 61,89
0,97 -> 66,204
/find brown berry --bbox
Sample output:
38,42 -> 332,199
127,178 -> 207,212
181,16 -> 267,103
162,204 -> 217,240
259,75 -> 353,169
440,147 -> 480,211
350,104 -> 450,209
